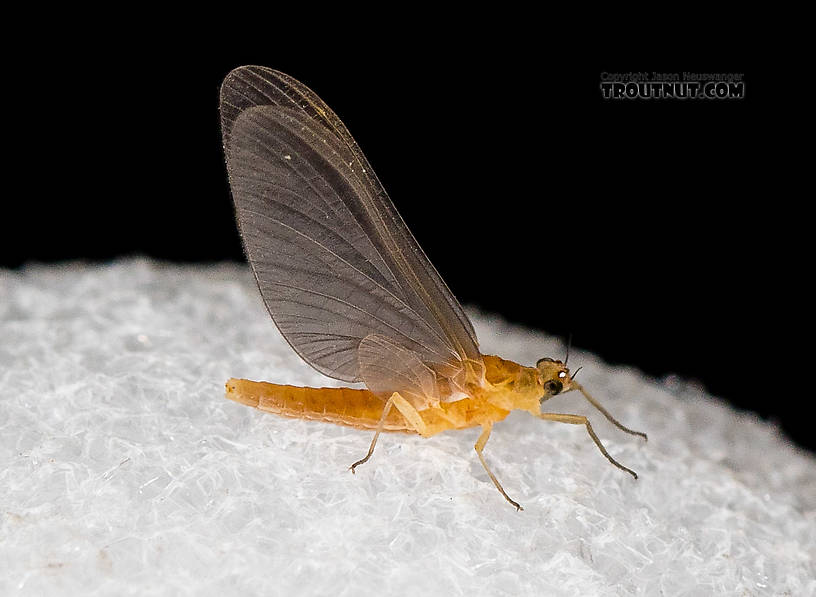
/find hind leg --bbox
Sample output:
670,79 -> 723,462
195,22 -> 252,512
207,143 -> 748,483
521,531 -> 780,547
350,392 -> 427,472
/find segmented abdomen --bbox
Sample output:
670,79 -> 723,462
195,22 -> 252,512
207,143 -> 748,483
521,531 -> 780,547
225,378 -> 415,433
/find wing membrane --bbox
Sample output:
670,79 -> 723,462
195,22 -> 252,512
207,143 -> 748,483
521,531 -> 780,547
221,66 -> 481,396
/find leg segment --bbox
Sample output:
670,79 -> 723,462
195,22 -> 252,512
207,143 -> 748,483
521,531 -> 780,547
475,423 -> 523,511
538,412 -> 639,479
349,394 -> 395,473
349,392 -> 427,473
390,393 -> 428,437
572,383 -> 648,441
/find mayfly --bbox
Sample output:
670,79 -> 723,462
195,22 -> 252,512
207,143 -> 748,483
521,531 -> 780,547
220,66 -> 647,510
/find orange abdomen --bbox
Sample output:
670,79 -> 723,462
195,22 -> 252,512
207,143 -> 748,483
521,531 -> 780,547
225,378 -> 415,433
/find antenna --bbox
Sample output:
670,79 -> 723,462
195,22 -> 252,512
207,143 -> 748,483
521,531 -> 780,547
564,333 -> 573,365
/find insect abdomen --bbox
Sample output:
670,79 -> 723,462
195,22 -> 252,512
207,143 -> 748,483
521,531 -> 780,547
225,378 -> 415,433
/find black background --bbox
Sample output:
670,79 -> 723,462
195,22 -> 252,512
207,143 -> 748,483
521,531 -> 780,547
4,42 -> 804,451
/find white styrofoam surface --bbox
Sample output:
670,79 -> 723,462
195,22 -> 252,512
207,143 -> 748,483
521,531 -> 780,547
1,260 -> 814,596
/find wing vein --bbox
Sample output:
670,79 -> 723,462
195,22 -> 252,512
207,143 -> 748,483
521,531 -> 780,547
266,282 -> 446,359
239,203 -> 445,344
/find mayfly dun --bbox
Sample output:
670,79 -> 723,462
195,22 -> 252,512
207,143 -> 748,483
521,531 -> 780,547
220,66 -> 647,510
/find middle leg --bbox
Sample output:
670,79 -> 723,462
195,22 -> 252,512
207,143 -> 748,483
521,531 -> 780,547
475,423 -> 523,511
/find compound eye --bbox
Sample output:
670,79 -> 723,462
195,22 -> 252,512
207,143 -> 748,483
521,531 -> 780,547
543,380 -> 563,395
536,357 -> 554,366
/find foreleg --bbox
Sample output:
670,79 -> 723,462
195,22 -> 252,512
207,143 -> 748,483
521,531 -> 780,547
538,412 -> 639,479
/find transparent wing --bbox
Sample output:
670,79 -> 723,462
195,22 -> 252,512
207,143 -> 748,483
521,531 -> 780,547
358,334 -> 441,407
220,66 -> 481,398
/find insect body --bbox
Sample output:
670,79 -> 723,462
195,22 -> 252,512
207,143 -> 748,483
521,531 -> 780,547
221,66 -> 646,509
